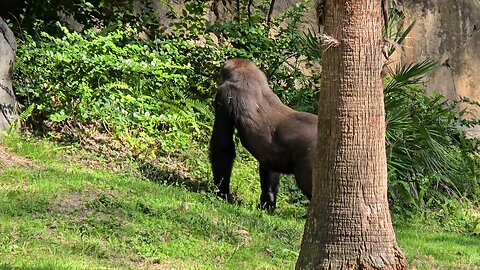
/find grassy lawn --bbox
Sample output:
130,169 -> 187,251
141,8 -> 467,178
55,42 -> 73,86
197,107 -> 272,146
1,135 -> 479,269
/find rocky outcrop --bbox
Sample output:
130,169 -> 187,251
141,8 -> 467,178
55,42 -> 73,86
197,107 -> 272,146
400,0 -> 480,134
0,17 -> 17,132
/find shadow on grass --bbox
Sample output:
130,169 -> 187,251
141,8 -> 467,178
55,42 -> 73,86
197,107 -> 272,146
138,161 -> 213,194
137,160 -> 248,207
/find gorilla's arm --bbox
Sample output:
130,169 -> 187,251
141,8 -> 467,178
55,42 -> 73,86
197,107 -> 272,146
209,91 -> 236,202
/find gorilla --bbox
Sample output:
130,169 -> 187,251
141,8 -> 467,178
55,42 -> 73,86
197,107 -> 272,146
209,58 -> 318,212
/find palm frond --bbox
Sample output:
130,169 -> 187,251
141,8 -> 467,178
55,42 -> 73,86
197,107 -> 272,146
385,60 -> 436,93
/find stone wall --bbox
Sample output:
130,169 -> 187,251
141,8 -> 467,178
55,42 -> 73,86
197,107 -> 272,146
0,17 -> 17,132
152,0 -> 318,32
400,0 -> 480,134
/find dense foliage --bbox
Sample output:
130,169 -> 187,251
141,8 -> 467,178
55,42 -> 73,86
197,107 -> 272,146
384,62 -> 480,215
15,25 -> 205,154
10,0 -> 480,226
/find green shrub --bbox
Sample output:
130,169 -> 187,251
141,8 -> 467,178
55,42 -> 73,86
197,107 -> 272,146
385,61 -> 480,214
380,8 -> 480,215
14,24 -> 212,155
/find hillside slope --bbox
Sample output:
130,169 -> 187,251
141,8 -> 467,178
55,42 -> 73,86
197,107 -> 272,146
1,135 -> 479,270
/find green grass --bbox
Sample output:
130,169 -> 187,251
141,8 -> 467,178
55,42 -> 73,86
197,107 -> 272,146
397,226 -> 480,269
1,135 -> 480,269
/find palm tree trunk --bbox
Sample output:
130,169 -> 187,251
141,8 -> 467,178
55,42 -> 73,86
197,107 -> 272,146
296,1 -> 407,269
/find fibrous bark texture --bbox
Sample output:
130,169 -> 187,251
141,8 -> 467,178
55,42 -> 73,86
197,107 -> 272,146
296,1 -> 407,269
0,17 -> 17,132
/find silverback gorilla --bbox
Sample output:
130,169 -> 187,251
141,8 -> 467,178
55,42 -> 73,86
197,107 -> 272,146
210,58 -> 317,212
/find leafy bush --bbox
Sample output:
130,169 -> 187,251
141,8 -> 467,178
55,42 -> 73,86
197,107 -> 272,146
3,0 -> 168,37
381,7 -> 480,214
385,61 -> 480,213
14,24 -> 212,155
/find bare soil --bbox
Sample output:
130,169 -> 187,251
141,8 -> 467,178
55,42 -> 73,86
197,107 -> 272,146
0,144 -> 32,169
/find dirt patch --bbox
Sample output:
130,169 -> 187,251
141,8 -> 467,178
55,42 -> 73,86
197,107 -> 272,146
129,258 -> 177,270
51,188 -> 125,225
53,192 -> 93,214
51,188 -> 105,214
0,144 -> 32,169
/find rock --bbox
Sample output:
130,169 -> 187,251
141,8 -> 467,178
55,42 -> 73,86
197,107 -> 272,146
400,0 -> 480,134
0,17 -> 17,132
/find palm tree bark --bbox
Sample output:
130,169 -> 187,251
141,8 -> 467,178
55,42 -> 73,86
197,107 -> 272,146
296,1 -> 407,269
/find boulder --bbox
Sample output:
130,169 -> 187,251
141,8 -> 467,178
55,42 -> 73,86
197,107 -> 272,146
0,17 -> 17,132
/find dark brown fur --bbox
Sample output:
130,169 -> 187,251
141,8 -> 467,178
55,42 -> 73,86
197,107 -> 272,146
210,58 -> 317,211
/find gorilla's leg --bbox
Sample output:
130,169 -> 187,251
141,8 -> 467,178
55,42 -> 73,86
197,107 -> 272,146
259,164 -> 280,212
293,165 -> 313,200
